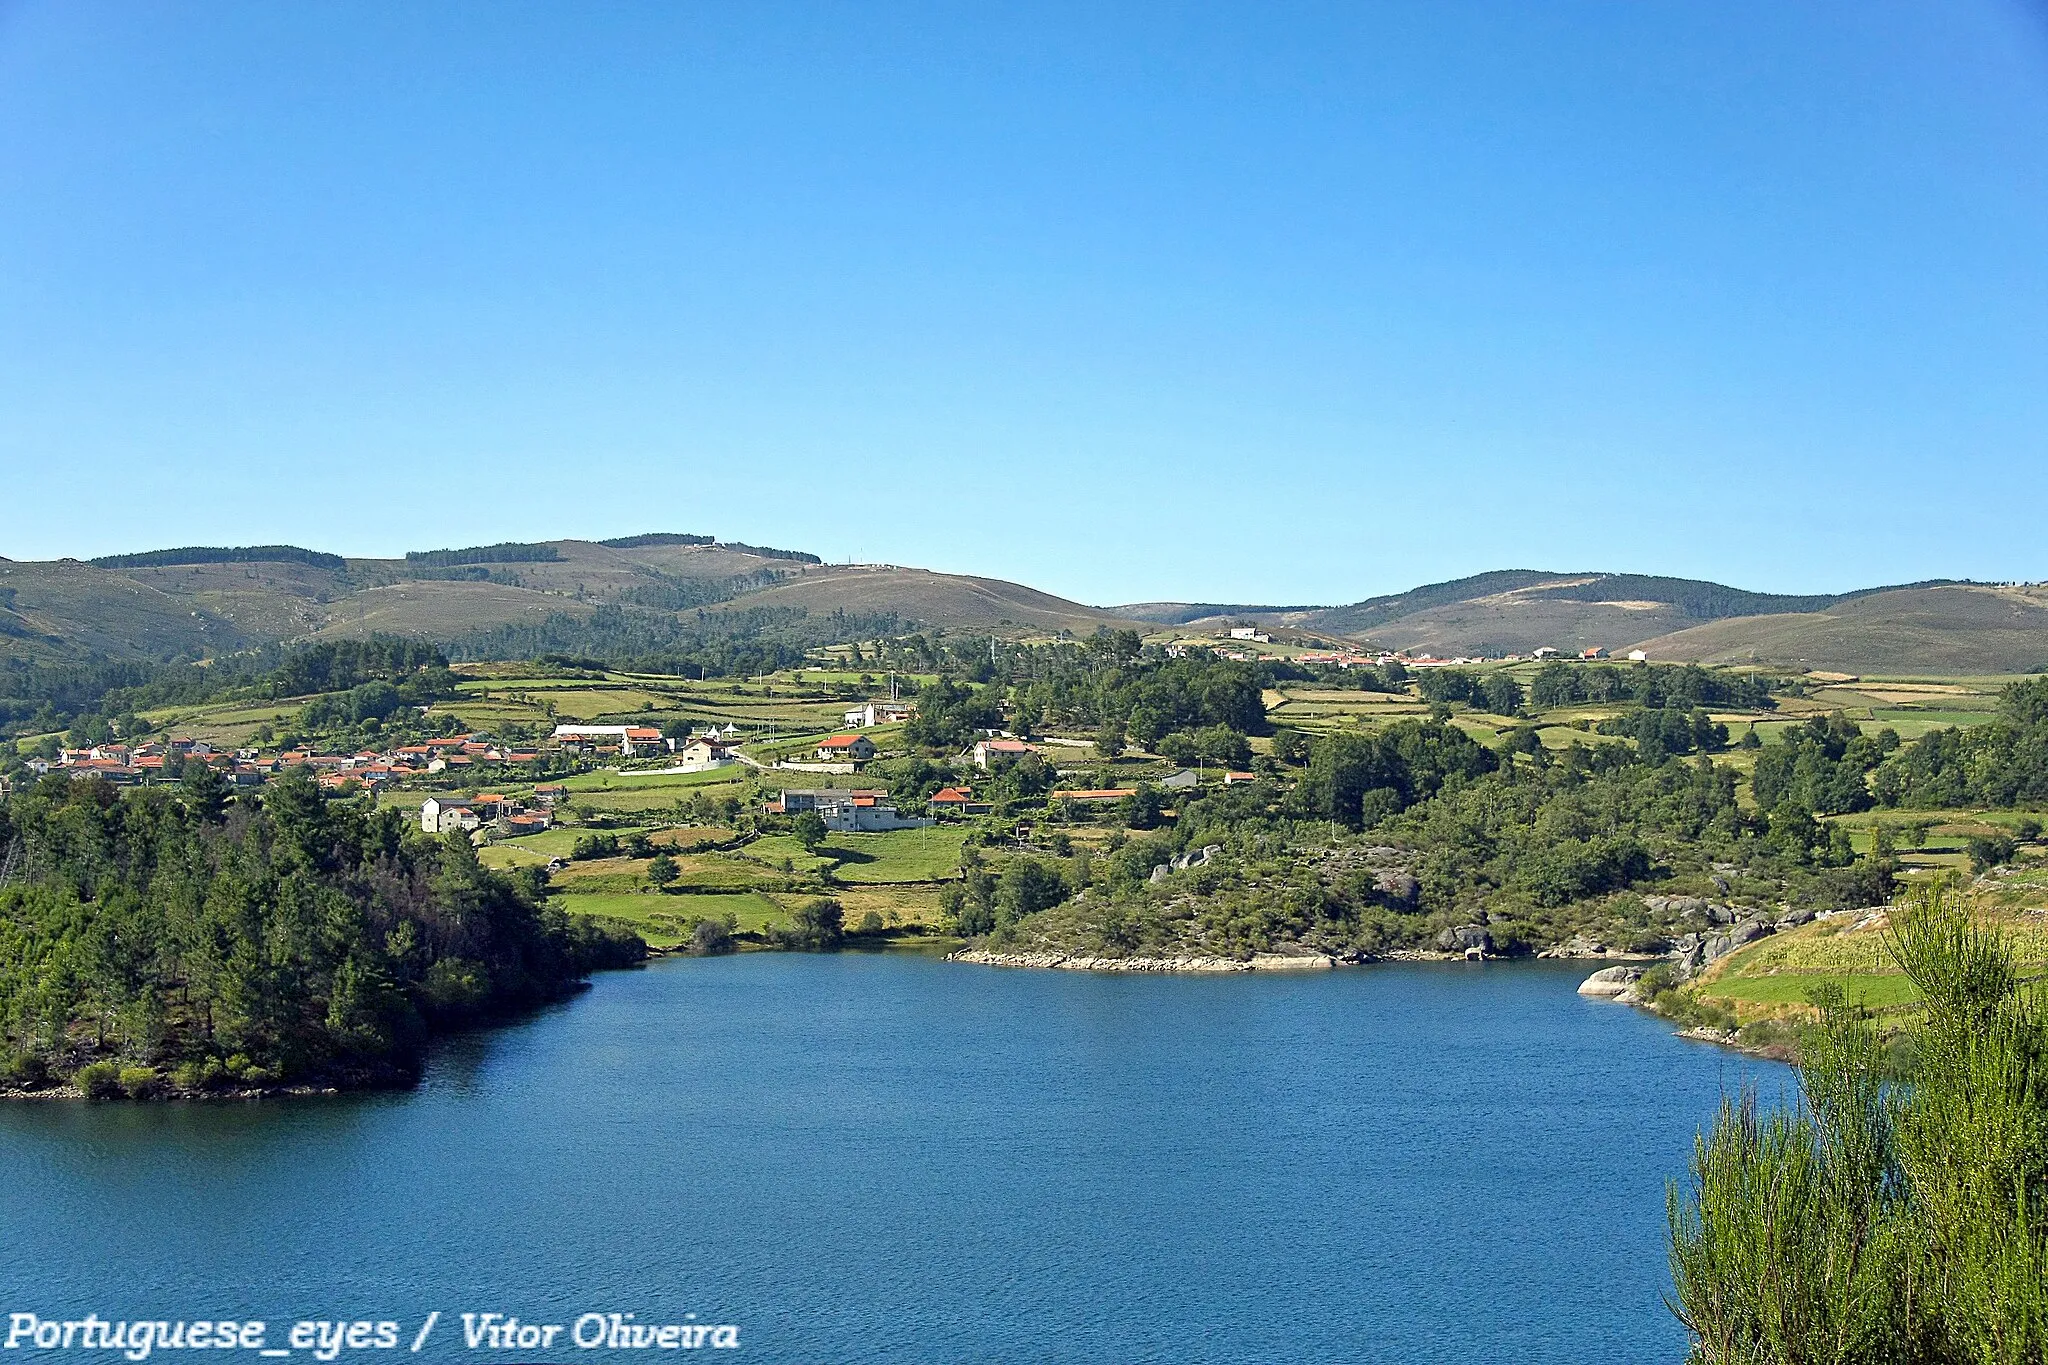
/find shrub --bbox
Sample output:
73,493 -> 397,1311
855,910 -> 886,936
170,1059 -> 226,1092
1967,833 -> 2018,873
571,832 -> 619,860
688,918 -> 734,956
1669,892 -> 2048,1360
118,1066 -> 160,1099
771,898 -> 844,951
1634,961 -> 1681,1003
73,1061 -> 123,1100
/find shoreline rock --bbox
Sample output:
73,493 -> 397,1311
948,949 -> 1340,973
1575,964 -> 1646,998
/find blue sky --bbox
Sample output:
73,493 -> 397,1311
2,2 -> 2045,606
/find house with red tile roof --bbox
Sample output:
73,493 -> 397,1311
928,786 -> 990,814
972,738 -> 1038,770
814,734 -> 876,762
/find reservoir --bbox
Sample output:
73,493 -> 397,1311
0,954 -> 1777,1363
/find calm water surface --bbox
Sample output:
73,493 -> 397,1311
1,954 -> 1779,1363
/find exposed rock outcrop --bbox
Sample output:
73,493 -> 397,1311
1435,925 -> 1494,958
1577,965 -> 1644,998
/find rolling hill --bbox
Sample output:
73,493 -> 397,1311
0,537 -> 1139,664
1116,572 -> 2013,665
1634,584 -> 2048,675
3,537 -> 2041,675
720,564 -> 1140,636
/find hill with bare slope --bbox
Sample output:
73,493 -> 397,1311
0,537 -> 820,662
1125,572 -> 1969,661
723,564 -> 1144,635
1632,584 -> 2048,675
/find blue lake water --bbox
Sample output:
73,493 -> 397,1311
0,954 -> 1781,1364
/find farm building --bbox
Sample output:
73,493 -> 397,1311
420,797 -> 483,834
815,734 -> 877,762
816,792 -> 932,833
842,700 -> 914,728
677,736 -> 739,770
551,724 -> 673,757
971,738 -> 1038,770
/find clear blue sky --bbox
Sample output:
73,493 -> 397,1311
2,2 -> 2045,606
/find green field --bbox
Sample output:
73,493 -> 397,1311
1693,905 -> 2048,1021
487,826 -> 650,861
554,889 -> 788,947
1698,971 -> 1923,1008
817,825 -> 970,883
560,768 -> 751,793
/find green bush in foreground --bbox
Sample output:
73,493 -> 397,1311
1668,890 -> 2048,1363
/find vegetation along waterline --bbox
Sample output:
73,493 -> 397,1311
1667,890 -> 2048,1364
0,767 -> 643,1100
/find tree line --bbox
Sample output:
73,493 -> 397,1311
0,769 -> 642,1096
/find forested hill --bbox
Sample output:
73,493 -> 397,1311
0,536 -> 1139,669
0,769 -> 644,1097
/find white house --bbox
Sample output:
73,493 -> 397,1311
677,737 -> 738,771
1227,627 -> 1270,643
815,793 -> 933,833
842,700 -> 914,728
1626,649 -> 1649,662
972,738 -> 1037,770
420,798 -> 481,834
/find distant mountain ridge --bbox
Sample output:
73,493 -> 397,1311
1110,571 -> 2015,668
0,536 -> 1144,664
0,538 -> 2038,674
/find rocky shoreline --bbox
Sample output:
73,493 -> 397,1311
948,948 -> 1341,973
945,945 -> 1644,972
0,1081 -> 349,1103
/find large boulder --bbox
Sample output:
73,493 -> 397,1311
1435,925 -> 1494,956
1373,869 -> 1421,908
1729,918 -> 1771,947
1577,965 -> 1643,998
